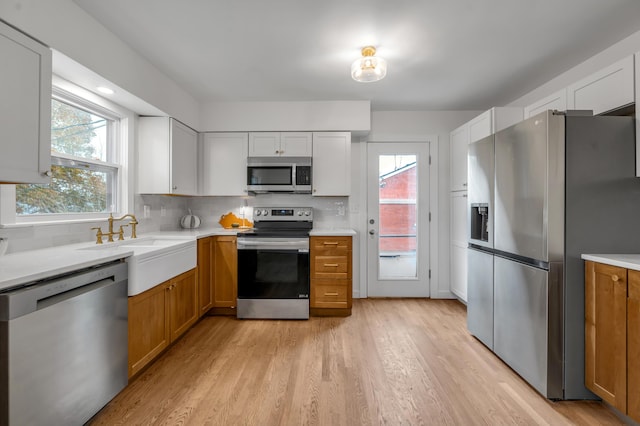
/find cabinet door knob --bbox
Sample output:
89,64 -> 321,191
42,170 -> 52,177
611,274 -> 620,282
172,185 -> 178,190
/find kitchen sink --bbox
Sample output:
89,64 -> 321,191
78,236 -> 196,296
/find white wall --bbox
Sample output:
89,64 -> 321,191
509,29 -> 640,107
0,0 -> 200,129
200,101 -> 371,134
362,110 -> 481,299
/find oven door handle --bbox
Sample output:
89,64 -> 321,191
237,240 -> 309,251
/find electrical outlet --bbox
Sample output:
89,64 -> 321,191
143,205 -> 151,218
160,206 -> 166,217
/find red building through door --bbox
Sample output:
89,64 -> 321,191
378,162 -> 417,254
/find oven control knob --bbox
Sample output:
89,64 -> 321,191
255,210 -> 261,216
304,211 -> 311,216
297,211 -> 303,216
262,209 -> 269,216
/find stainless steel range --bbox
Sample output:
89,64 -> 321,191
236,207 -> 312,319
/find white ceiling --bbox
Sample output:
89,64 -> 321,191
73,0 -> 640,111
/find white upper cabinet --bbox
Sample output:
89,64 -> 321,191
469,107 -> 523,143
312,132 -> 350,196
449,107 -> 522,192
249,132 -> 312,157
567,55 -> 634,115
524,89 -> 568,118
138,117 -> 198,195
200,133 -> 248,196
0,21 -> 52,184
450,124 -> 470,192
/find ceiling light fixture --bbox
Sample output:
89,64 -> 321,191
351,46 -> 387,83
96,86 -> 115,95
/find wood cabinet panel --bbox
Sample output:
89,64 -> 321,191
628,270 -> 640,421
128,283 -> 169,378
168,269 -> 198,341
311,236 -> 352,252
213,236 -> 237,308
197,237 -> 214,316
310,236 -> 352,314
312,255 -> 349,278
311,280 -> 351,308
584,261 -> 627,412
128,268 -> 198,378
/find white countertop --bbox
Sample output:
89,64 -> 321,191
0,228 -> 237,292
0,226 -> 355,292
581,254 -> 640,271
0,242 -> 135,292
309,228 -> 356,236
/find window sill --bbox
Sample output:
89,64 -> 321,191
1,216 -> 113,228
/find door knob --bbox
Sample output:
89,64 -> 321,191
369,229 -> 375,235
369,219 -> 375,224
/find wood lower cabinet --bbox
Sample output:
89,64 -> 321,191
585,261 -> 627,412
197,237 -> 214,316
128,268 -> 197,378
585,261 -> 640,421
197,235 -> 237,315
310,236 -> 352,316
168,269 -> 198,340
628,270 -> 640,421
213,236 -> 237,308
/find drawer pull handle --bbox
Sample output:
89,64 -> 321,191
323,242 -> 339,245
612,274 -> 620,282
324,263 -> 339,267
324,292 -> 339,296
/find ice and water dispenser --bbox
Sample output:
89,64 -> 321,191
470,203 -> 489,242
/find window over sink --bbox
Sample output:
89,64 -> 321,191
0,79 -> 132,226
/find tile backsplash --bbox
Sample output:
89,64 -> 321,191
0,194 -> 349,254
187,194 -> 350,229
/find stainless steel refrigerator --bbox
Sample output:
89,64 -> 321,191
467,110 -> 639,400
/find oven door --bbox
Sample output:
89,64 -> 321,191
237,238 -> 310,300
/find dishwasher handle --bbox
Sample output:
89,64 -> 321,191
0,260 -> 127,321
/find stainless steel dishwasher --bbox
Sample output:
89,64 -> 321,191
0,260 -> 128,425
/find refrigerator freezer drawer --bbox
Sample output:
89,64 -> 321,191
493,256 -> 562,399
467,248 -> 494,349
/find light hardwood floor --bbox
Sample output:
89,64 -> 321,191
91,299 -> 625,425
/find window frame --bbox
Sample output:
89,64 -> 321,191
0,77 -> 132,227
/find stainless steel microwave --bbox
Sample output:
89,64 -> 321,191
246,157 -> 312,193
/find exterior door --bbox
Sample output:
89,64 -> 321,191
367,142 -> 430,297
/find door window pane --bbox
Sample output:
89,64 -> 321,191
378,155 -> 417,279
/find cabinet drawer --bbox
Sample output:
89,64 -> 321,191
311,236 -> 352,252
311,281 -> 350,308
313,255 -> 349,279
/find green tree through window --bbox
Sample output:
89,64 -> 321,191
16,98 -> 117,215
